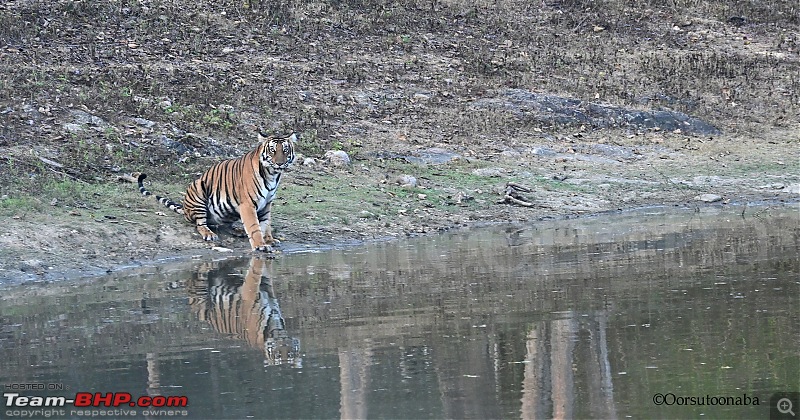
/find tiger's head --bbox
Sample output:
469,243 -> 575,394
265,334 -> 302,368
263,305 -> 302,368
258,131 -> 296,170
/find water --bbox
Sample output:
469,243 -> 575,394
1,206 -> 798,419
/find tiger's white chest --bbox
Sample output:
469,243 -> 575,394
254,174 -> 280,211
256,190 -> 274,211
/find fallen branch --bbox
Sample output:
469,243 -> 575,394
37,156 -> 64,169
117,173 -> 139,183
500,182 -> 537,207
1,154 -> 88,184
506,181 -> 533,192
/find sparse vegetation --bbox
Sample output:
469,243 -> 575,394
0,0 -> 797,280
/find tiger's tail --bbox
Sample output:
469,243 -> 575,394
137,173 -> 184,215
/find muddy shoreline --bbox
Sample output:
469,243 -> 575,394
2,193 -> 796,287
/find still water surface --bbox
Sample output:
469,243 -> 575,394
1,206 -> 798,419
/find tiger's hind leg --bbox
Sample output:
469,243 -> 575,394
182,179 -> 219,242
195,224 -> 219,242
188,210 -> 219,241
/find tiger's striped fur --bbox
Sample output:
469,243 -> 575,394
138,132 -> 296,251
188,256 -> 301,367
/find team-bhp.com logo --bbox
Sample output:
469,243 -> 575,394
5,392 -> 188,408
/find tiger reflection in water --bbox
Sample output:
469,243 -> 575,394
188,256 -> 301,368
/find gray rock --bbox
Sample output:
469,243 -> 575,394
757,183 -> 785,190
530,146 -> 558,157
578,143 -> 638,160
394,174 -> 417,188
499,150 -> 521,159
160,135 -> 191,155
71,110 -> 108,127
370,148 -> 461,165
63,123 -> 84,133
782,183 -> 800,194
695,193 -> 723,203
406,148 -> 461,165
472,89 -> 721,135
19,259 -> 44,273
132,117 -> 156,128
20,104 -> 44,119
472,167 -> 505,177
324,150 -> 351,166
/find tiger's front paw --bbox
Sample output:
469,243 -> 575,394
196,225 -> 219,241
253,244 -> 275,253
262,235 -> 281,247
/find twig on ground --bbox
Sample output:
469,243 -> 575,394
500,182 -> 538,207
1,154 -> 88,184
117,173 -> 139,183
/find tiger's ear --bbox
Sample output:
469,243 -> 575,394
288,133 -> 298,145
257,126 -> 271,140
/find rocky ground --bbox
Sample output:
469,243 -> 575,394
0,0 -> 798,283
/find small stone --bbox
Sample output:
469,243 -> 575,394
757,183 -> 785,190
71,110 -> 106,126
132,117 -> 156,128
405,148 -> 461,165
63,123 -> 83,133
303,157 -> 317,166
472,167 -> 505,177
324,150 -> 351,166
782,183 -> 800,194
161,135 -> 190,155
394,174 -> 417,188
454,191 -> 474,204
530,146 -> 557,157
19,259 -> 44,273
695,193 -> 722,203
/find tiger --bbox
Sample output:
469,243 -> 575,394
138,132 -> 296,251
188,256 -> 301,368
